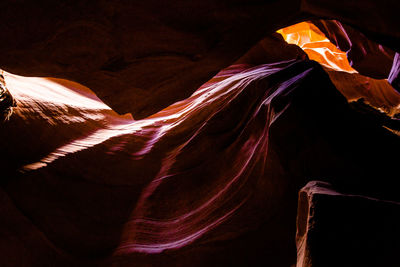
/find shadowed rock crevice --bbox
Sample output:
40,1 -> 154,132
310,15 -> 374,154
0,73 -> 16,121
297,181 -> 400,267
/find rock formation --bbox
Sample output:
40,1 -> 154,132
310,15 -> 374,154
297,181 -> 400,267
312,19 -> 395,79
389,53 -> 400,92
1,0 -> 399,118
0,1 -> 400,266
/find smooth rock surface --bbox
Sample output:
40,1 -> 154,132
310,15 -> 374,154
312,20 -> 395,79
389,53 -> 400,92
1,58 -> 400,266
1,1 -> 400,118
297,181 -> 400,267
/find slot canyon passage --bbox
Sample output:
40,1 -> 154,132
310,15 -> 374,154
1,2 -> 400,267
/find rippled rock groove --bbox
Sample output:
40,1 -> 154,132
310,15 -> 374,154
0,1 -> 400,266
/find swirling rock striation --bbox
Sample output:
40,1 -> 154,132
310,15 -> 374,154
1,57 -> 400,266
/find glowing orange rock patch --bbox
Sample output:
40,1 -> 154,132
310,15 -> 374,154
278,22 -> 356,73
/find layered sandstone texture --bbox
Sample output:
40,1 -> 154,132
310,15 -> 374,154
0,1 -> 400,266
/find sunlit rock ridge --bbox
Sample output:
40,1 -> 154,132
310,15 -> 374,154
1,2 -> 400,267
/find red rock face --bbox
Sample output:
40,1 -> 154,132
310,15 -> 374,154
0,1 -> 399,118
2,58 -> 400,266
278,22 -> 400,115
1,2 -> 400,266
312,19 -> 395,79
297,181 -> 400,267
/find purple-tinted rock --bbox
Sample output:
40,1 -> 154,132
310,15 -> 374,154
312,19 -> 395,79
389,53 -> 400,92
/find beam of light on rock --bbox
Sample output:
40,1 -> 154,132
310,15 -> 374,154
277,22 -> 357,73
